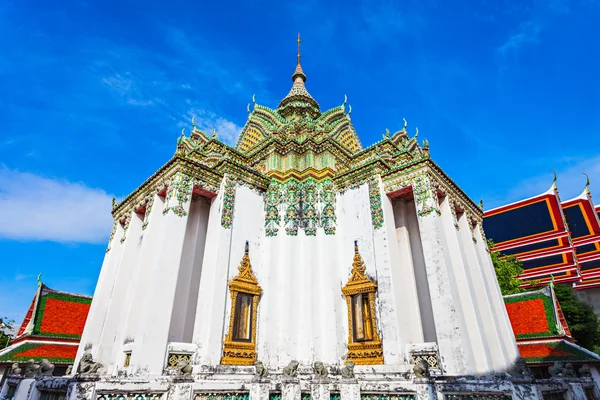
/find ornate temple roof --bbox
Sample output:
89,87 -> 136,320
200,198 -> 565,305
110,36 -> 484,235
504,285 -> 600,364
0,280 -> 91,365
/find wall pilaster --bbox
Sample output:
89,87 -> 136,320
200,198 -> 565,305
96,208 -> 144,372
192,175 -> 234,365
457,213 -> 507,370
74,221 -> 125,371
473,225 -> 520,364
438,197 -> 487,373
412,175 -> 468,375
132,173 -> 194,375
120,193 -> 165,372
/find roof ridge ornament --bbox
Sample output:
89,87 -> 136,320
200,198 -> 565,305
551,169 -> 558,187
583,172 -> 591,193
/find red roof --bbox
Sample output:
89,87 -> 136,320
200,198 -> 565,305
504,284 -> 600,364
518,340 -> 600,364
504,285 -> 567,340
16,296 -> 37,337
0,282 -> 92,365
12,283 -> 92,342
0,342 -> 78,364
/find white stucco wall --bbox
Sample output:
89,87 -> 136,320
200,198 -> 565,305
79,173 -> 519,376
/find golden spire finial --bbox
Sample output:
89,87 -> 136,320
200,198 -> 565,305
297,33 -> 301,66
291,33 -> 307,83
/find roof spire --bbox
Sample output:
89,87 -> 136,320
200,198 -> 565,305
292,33 -> 307,83
297,33 -> 301,66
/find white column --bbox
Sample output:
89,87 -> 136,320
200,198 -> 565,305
473,225 -> 520,365
282,381 -> 301,400
192,177 -> 233,365
13,379 -> 35,400
317,234 -> 340,363
340,381 -> 360,400
457,213 -> 507,371
277,233 -> 293,363
133,173 -> 194,374
297,232 -> 315,364
250,382 -> 270,400
311,382 -> 331,400
412,177 -> 469,375
96,210 -> 144,372
374,178 -> 423,364
438,198 -> 489,373
405,200 -> 438,344
168,198 -> 210,343
387,196 -> 426,344
74,221 -> 125,369
120,194 -> 165,367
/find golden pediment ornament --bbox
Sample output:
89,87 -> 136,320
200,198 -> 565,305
222,241 -> 262,365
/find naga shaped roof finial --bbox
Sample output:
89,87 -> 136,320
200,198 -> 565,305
551,169 -> 558,186
584,172 -> 591,192
191,116 -> 197,131
403,118 -> 407,130
212,129 -> 218,139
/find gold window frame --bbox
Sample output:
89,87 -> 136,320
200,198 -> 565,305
341,241 -> 384,365
221,241 -> 262,365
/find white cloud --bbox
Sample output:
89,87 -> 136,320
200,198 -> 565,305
0,168 -> 113,243
208,117 -> 243,146
497,20 -> 542,55
181,106 -> 243,146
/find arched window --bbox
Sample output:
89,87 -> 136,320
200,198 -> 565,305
221,241 -> 262,365
342,241 -> 384,364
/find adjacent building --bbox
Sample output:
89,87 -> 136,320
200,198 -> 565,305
0,279 -> 91,382
504,284 -> 600,379
483,182 -> 600,314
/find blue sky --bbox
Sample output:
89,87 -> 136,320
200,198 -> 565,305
1,0 -> 600,325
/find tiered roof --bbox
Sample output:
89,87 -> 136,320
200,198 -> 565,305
484,180 -> 600,289
504,285 -> 600,364
0,281 -> 91,365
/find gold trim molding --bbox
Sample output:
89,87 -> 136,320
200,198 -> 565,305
221,241 -> 262,365
341,241 -> 384,365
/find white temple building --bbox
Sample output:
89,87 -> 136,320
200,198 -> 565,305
3,37 -> 600,400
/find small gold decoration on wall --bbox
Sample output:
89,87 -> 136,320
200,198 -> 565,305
123,352 -> 131,367
341,241 -> 384,365
221,241 -> 263,365
167,353 -> 192,368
